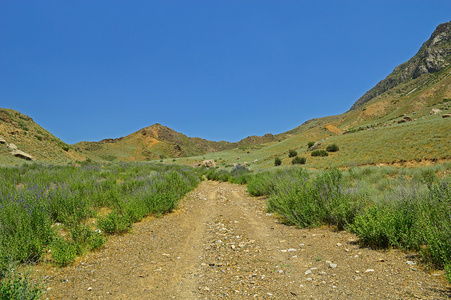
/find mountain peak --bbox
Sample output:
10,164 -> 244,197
351,21 -> 451,110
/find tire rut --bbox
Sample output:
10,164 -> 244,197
40,181 -> 450,299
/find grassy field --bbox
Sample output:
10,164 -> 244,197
168,113 -> 450,169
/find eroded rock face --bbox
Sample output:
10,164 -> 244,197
398,116 -> 413,123
7,143 -> 18,150
11,149 -> 35,160
351,21 -> 451,110
0,137 -> 6,144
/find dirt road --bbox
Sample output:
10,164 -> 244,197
42,181 -> 450,299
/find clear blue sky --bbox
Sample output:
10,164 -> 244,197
1,1 -> 450,144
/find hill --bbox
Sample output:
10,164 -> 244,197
0,108 -> 86,164
1,22 -> 450,167
74,123 -> 275,162
173,22 -> 451,169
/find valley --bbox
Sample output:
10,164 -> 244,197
1,19 -> 451,300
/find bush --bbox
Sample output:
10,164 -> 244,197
292,156 -> 306,165
267,169 -> 360,230
274,157 -> 282,166
311,150 -> 328,157
308,141 -> 315,148
97,210 -> 132,234
51,238 -> 77,267
288,149 -> 297,158
326,144 -> 339,152
0,268 -> 43,300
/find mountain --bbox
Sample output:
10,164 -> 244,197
351,21 -> 451,110
1,22 -> 450,167
74,123 -> 275,162
0,108 -> 86,164
179,22 -> 451,168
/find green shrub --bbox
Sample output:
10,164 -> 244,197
288,149 -> 297,158
326,144 -> 339,152
307,141 -> 315,148
0,269 -> 43,300
292,156 -> 306,165
97,211 -> 132,234
311,150 -> 328,157
51,238 -> 77,267
274,157 -> 282,166
89,233 -> 106,251
267,169 -> 361,230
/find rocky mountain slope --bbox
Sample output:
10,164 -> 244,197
279,21 -> 451,137
351,21 -> 451,110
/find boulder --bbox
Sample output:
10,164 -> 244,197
430,108 -> 442,115
442,114 -> 451,118
11,150 -> 35,160
7,143 -> 18,150
193,159 -> 216,168
0,137 -> 6,144
398,116 -> 413,123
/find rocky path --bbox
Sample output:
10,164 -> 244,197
41,181 -> 450,299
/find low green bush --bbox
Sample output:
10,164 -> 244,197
307,141 -> 315,148
274,157 -> 282,166
0,268 -> 42,300
205,165 -> 251,185
267,169 -> 361,230
311,150 -> 328,157
326,144 -> 339,152
292,156 -> 306,165
51,238 -> 77,267
288,149 -> 297,158
97,211 -> 132,234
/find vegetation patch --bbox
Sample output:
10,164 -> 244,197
0,162 -> 202,289
291,156 -> 306,165
288,149 -> 297,157
326,143 -> 339,152
311,150 -> 329,157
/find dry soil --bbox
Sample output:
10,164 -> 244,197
39,181 -> 451,299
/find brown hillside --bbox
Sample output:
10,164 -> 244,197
75,123 -> 276,162
0,108 -> 86,164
